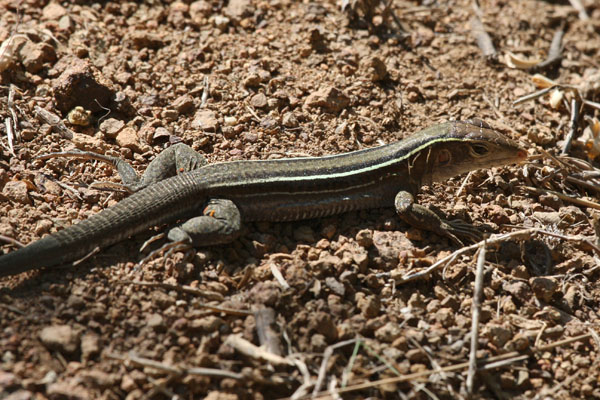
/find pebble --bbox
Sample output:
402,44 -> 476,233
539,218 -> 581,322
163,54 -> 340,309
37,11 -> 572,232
304,86 -> 350,113
250,92 -> 268,108
39,325 -> 80,354
374,322 -> 402,343
99,118 -> 125,138
81,333 -> 100,360
147,314 -> 166,331
486,323 -> 513,347
529,277 -> 558,303
2,181 -> 31,205
41,2 -> 67,20
116,127 -> 143,153
192,109 -> 219,131
503,280 -> 532,304
356,294 -> 380,318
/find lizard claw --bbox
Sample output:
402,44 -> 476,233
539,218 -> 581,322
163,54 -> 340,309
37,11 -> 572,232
136,239 -> 194,269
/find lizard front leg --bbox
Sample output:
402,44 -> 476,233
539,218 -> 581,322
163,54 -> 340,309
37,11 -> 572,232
394,191 -> 482,246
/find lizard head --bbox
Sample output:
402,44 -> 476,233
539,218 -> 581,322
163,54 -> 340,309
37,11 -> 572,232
426,119 -> 527,183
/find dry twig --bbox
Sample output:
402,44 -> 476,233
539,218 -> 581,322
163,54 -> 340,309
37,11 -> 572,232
119,280 -> 224,301
467,244 -> 486,394
106,352 -> 243,380
286,333 -> 593,400
561,98 -> 581,155
33,106 -> 75,139
469,15 -> 496,59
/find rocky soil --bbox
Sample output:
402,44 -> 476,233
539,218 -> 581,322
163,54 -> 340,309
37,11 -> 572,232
0,0 -> 600,399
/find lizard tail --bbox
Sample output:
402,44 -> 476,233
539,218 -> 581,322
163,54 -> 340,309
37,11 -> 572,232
0,173 -> 203,277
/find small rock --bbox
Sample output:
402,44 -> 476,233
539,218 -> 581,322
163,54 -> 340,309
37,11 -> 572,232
325,277 -> 345,296
52,57 -> 119,113
46,381 -> 90,400
250,92 -> 268,108
243,73 -> 261,88
488,204 -> 510,225
192,109 -> 219,131
58,15 -> 73,31
204,391 -> 239,400
357,294 -> 380,318
355,229 -> 373,248
81,333 -> 100,360
434,307 -> 455,327
530,277 -> 558,303
223,0 -> 253,21
406,348 -> 427,362
173,94 -> 195,114
147,314 -> 165,331
99,118 -> 125,138
150,290 -> 175,309
309,254 -> 343,273
0,370 -> 18,388
310,333 -> 328,352
212,15 -> 230,31
374,322 -> 402,342
116,127 -> 142,153
3,181 -> 31,205
34,219 -> 53,236
130,31 -> 165,49
120,374 -> 137,392
18,41 -> 56,73
190,316 -> 225,333
153,127 -> 171,143
304,86 -> 350,113
486,323 -> 513,347
363,56 -> 387,81
190,1 -> 212,19
39,325 -> 80,354
81,369 -> 116,389
281,112 -> 298,128
532,211 -> 562,228
440,296 -> 459,311
503,280 -> 532,304
308,312 -> 338,341
42,2 -> 67,20
72,133 -> 109,153
3,389 -> 34,400
223,116 -> 238,127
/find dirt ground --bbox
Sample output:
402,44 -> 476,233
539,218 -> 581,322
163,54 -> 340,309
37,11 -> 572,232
1,0 -> 600,399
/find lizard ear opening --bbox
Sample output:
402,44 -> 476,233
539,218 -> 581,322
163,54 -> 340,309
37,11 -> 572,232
437,149 -> 451,166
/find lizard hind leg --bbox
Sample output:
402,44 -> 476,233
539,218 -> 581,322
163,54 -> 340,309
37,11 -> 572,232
167,198 -> 242,246
137,198 -> 242,267
137,143 -> 208,190
37,143 -> 208,192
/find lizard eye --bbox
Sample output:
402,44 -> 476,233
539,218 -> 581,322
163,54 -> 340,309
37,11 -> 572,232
470,144 -> 489,157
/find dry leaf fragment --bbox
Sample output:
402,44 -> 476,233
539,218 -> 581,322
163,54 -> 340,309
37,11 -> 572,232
578,117 -> 600,160
505,52 -> 542,69
532,74 -> 558,89
549,89 -> 564,109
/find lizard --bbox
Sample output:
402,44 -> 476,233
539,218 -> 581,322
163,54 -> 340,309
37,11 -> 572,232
0,119 -> 527,278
